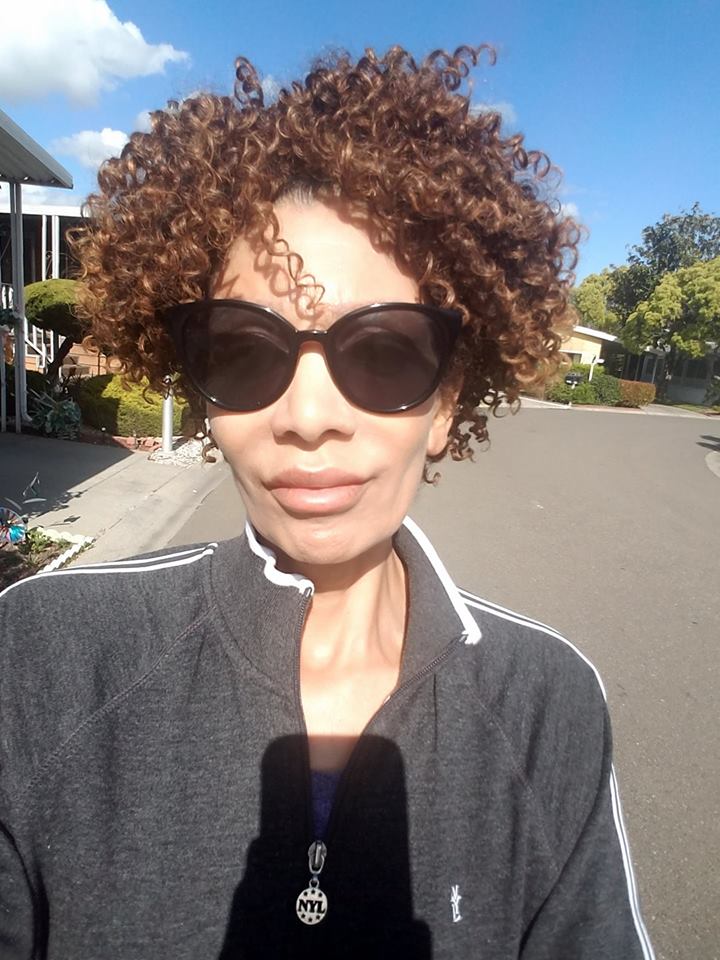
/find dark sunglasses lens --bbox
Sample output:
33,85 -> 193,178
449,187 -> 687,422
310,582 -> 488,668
332,309 -> 448,411
181,305 -> 292,410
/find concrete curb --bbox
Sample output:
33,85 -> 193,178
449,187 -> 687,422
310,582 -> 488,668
706,451 -> 720,480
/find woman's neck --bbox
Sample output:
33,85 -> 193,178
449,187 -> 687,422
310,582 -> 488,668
276,537 -> 408,671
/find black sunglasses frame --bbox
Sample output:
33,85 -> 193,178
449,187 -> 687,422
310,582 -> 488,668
161,299 -> 464,414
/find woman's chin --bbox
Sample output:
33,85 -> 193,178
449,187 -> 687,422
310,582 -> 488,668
254,513 -> 397,576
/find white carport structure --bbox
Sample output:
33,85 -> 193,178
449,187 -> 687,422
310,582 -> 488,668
0,108 -> 73,432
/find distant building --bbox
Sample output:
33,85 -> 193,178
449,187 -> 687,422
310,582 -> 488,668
0,198 -> 109,377
0,199 -> 83,288
620,346 -> 719,405
562,324 -> 617,366
564,324 -> 719,404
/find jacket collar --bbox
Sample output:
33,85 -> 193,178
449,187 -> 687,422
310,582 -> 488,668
208,517 -> 481,690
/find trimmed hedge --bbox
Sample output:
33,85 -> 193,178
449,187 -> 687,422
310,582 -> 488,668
618,380 -> 656,407
73,374 -> 188,437
592,373 -> 621,405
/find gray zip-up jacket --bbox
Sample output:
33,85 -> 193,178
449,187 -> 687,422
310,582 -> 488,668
0,517 -> 654,959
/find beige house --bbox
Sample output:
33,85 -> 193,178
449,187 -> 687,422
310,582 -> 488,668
562,324 -> 617,367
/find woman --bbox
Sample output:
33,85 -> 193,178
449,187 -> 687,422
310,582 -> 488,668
0,45 -> 654,958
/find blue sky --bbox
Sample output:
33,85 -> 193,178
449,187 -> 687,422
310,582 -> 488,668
2,0 -> 718,282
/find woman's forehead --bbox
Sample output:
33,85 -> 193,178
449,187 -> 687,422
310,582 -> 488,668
211,200 -> 419,321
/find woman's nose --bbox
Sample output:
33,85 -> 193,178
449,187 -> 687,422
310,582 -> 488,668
269,344 -> 357,444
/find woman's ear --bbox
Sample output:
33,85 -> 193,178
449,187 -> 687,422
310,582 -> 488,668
426,381 -> 462,458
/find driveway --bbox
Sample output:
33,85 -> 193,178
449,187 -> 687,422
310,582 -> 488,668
170,406 -> 720,960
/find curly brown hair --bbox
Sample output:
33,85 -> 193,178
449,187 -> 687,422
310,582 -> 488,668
70,43 -> 580,475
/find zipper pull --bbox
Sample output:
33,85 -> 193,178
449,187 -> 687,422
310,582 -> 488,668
296,840 -> 328,925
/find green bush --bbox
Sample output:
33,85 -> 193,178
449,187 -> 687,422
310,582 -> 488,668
24,279 -> 81,339
28,390 -> 82,439
566,362 -> 592,378
546,377 -> 599,404
73,374 -> 188,436
618,380 -> 656,407
545,381 -> 574,404
591,372 -> 621,405
569,381 -> 598,404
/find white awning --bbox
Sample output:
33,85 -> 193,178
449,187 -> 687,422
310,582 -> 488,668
0,108 -> 73,188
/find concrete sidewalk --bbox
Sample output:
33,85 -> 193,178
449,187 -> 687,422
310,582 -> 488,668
520,396 -> 710,416
0,433 -> 228,564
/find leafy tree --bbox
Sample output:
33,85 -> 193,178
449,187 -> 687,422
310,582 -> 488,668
622,256 -> 720,398
628,202 -> 720,279
606,263 -> 657,326
593,205 -> 720,330
571,271 -> 621,334
24,279 -> 85,380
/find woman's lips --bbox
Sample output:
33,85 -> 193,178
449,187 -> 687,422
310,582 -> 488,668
267,469 -> 368,516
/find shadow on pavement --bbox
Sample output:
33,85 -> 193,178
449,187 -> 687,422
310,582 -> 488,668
697,433 -> 720,452
0,433 -> 133,517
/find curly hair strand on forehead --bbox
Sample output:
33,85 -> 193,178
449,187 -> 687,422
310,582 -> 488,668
69,42 -> 580,478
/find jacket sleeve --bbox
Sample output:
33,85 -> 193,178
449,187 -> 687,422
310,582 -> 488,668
1,584 -> 39,959
0,796 -> 35,959
521,698 -> 655,960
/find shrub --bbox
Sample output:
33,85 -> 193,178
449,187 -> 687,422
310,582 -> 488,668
73,374 -> 188,437
618,380 -> 656,407
545,381 -> 573,404
569,381 -> 598,404
28,390 -> 81,439
544,380 -> 598,404
591,372 -> 621,405
704,375 -> 720,406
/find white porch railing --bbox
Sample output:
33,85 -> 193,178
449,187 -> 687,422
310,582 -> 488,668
1,282 -> 55,369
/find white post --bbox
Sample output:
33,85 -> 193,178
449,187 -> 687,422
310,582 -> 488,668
161,376 -> 174,453
51,214 -> 60,278
41,214 -> 47,279
588,356 -> 604,381
9,182 -> 27,431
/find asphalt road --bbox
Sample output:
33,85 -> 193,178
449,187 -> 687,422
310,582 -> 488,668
170,405 -> 720,960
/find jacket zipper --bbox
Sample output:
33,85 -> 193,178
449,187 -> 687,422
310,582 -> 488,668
291,593 -> 466,888
322,633 -> 465,849
293,586 -> 315,844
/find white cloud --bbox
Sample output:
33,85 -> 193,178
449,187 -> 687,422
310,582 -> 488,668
134,110 -> 153,133
261,75 -> 281,103
52,128 -> 129,169
470,101 -> 518,127
0,183 -> 84,210
0,0 -> 188,106
560,202 -> 580,219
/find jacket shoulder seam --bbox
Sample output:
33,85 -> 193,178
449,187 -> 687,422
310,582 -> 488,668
12,609 -> 213,814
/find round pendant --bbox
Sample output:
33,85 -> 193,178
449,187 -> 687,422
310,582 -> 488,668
296,885 -> 328,925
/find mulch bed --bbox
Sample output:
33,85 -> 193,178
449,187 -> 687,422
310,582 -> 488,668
0,539 -> 68,592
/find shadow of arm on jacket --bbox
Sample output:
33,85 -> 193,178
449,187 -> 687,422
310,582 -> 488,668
218,733 -> 432,959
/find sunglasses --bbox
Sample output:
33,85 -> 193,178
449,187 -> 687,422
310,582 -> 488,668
162,299 -> 463,414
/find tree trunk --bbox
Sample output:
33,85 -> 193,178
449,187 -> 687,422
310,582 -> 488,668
657,345 -> 679,401
44,338 -> 75,382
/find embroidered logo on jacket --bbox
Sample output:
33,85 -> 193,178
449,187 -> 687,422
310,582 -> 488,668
450,885 -> 463,923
